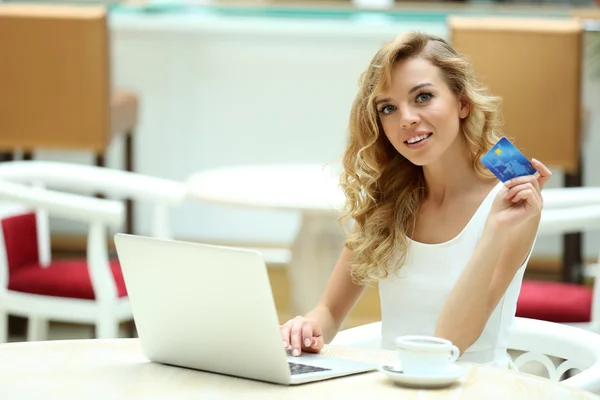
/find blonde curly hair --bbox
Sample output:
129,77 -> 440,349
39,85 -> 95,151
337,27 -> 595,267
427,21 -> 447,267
340,31 -> 502,284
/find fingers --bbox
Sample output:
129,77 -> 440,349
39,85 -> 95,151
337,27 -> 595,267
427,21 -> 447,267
310,336 -> 324,352
304,323 -> 324,353
503,158 -> 553,193
280,320 -> 293,349
504,181 -> 540,203
280,316 -> 323,357
507,183 -> 543,212
302,323 -> 315,349
503,174 -> 543,215
504,175 -> 539,192
310,322 -> 324,350
289,317 -> 305,356
511,187 -> 539,208
531,158 -> 552,190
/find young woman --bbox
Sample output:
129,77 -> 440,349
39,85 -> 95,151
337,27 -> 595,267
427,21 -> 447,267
280,32 -> 551,367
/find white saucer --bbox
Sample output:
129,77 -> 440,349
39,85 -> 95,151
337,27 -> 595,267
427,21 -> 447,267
379,363 -> 467,389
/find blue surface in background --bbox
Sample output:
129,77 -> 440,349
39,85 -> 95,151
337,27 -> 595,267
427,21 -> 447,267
108,1 -> 572,22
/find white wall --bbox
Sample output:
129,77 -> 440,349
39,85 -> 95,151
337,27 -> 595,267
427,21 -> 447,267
36,13 -> 600,258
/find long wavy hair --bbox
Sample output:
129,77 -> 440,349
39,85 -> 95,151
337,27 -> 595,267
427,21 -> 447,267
340,32 -> 502,284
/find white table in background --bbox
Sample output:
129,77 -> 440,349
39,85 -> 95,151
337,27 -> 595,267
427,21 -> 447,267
187,164 -> 346,315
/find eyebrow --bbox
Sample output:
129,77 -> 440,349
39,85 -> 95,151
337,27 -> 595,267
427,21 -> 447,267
374,82 -> 435,106
409,82 -> 434,94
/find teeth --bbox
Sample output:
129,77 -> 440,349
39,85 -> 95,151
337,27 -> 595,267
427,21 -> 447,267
406,134 -> 430,144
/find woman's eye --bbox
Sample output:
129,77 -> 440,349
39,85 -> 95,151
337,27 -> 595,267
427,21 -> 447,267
416,92 -> 433,103
379,105 -> 396,115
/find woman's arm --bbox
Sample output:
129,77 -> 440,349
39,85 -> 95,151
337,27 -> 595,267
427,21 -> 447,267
281,224 -> 366,355
435,159 -> 552,353
306,245 -> 367,343
434,216 -> 537,353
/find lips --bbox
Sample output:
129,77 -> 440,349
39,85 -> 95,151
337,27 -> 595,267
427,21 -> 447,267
404,132 -> 432,145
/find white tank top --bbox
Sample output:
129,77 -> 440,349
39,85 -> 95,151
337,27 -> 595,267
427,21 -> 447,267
378,181 -> 528,367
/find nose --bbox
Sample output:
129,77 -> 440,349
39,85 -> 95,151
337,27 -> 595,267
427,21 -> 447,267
400,106 -> 420,129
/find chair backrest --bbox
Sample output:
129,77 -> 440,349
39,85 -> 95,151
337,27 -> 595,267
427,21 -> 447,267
0,205 -> 37,291
331,318 -> 600,391
0,161 -> 187,239
1,211 -> 39,272
508,317 -> 600,392
0,4 -> 110,152
0,179 -> 125,301
0,161 -> 188,302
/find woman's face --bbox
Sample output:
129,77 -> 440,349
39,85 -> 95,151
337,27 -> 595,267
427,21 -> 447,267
375,57 -> 470,166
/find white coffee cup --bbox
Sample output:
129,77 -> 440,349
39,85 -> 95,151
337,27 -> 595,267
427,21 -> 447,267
395,335 -> 460,375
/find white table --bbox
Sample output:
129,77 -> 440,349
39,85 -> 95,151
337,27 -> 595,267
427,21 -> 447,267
187,164 -> 600,314
1,339 -> 598,399
187,164 -> 346,315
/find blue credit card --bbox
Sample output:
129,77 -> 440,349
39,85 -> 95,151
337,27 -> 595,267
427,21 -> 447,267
481,137 -> 537,182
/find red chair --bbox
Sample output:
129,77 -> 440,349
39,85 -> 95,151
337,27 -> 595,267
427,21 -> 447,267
517,280 -> 594,326
0,161 -> 186,342
517,204 -> 600,332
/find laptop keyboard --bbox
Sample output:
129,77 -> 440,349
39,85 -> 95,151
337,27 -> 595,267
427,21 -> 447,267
288,362 -> 332,375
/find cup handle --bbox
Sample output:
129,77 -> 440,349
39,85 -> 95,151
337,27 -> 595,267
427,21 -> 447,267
448,345 -> 460,363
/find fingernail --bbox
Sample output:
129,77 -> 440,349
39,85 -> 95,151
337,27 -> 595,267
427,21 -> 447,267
313,338 -> 319,347
292,349 -> 300,357
532,158 -> 538,163
283,341 -> 288,348
304,338 -> 311,347
504,180 -> 511,186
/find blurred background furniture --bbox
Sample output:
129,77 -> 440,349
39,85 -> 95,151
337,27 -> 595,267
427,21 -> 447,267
1,1 -> 598,337
516,203 -> 600,332
0,188 -> 124,343
81,2 -> 600,285
332,317 -> 600,393
187,164 -> 345,316
448,17 -> 585,283
188,163 -> 600,321
0,4 -> 139,234
0,161 -> 186,343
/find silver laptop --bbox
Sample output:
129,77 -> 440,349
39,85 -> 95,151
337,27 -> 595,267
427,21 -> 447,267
113,233 -> 377,385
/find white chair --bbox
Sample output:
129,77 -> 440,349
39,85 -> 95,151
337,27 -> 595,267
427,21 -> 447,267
0,161 -> 187,342
331,317 -> 600,392
542,187 -> 600,210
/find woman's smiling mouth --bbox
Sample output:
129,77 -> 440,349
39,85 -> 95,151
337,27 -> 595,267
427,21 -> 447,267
404,132 -> 433,148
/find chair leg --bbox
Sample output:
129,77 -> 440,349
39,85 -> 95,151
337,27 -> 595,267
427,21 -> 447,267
0,311 -> 7,343
96,141 -> 134,234
0,152 -> 14,162
563,162 -> 584,283
95,318 -> 120,339
127,320 -> 137,338
27,317 -> 49,341
125,131 -> 134,234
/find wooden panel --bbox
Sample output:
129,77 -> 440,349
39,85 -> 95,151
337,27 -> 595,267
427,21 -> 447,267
449,17 -> 582,173
571,9 -> 600,20
0,4 -> 110,152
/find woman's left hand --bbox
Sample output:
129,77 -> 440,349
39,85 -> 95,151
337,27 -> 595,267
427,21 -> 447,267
489,158 -> 553,230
